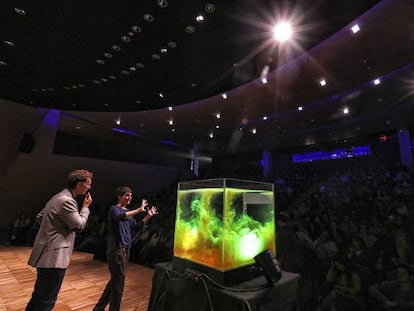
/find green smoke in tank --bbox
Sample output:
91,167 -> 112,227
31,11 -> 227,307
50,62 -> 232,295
174,188 -> 275,269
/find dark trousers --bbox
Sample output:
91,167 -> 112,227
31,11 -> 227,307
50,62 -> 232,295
25,268 -> 66,311
94,247 -> 129,311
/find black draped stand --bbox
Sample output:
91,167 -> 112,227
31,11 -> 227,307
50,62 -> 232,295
148,262 -> 301,311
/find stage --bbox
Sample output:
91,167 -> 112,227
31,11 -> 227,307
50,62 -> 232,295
0,246 -> 154,311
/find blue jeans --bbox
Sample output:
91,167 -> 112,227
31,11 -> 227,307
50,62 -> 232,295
26,268 -> 66,311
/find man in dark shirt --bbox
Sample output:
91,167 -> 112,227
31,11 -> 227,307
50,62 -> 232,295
93,186 -> 158,311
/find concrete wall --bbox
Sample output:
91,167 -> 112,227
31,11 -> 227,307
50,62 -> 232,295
0,99 -> 178,230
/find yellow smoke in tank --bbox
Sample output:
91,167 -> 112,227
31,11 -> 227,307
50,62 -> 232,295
174,187 -> 275,271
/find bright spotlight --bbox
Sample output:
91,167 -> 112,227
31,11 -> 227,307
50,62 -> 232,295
272,22 -> 292,42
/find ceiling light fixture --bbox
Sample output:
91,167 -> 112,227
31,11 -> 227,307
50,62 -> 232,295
196,15 -> 204,22
273,22 -> 292,42
319,79 -> 327,86
157,0 -> 168,8
205,4 -> 215,13
222,93 -> 227,99
168,42 -> 177,48
144,14 -> 154,22
373,78 -> 381,85
261,77 -> 268,84
168,106 -> 173,111
169,120 -> 173,125
185,26 -> 195,33
121,36 -> 131,42
351,24 -> 360,34
4,41 -> 15,47
298,106 -> 303,111
216,113 -> 221,119
131,26 -> 141,33
14,8 -> 26,15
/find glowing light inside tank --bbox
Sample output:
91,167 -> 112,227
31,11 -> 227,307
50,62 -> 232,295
174,187 -> 275,271
239,231 -> 261,259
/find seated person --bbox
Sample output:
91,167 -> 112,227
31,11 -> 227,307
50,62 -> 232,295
317,253 -> 365,311
368,263 -> 414,310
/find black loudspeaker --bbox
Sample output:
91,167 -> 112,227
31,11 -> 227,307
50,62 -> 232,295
19,132 -> 35,153
254,249 -> 282,286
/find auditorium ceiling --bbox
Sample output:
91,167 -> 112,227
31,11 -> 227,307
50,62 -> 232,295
1,0 -> 414,156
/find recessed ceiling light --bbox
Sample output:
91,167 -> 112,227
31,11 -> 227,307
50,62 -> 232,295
216,125 -> 220,129
343,107 -> 349,114
108,75 -> 117,80
136,63 -> 145,68
196,15 -> 204,22
96,59 -> 105,64
351,24 -> 360,34
298,106 -> 303,111
222,93 -> 227,99
159,93 -> 164,98
116,119 -> 121,125
168,106 -> 173,111
319,79 -> 327,86
160,48 -> 167,54
112,45 -> 121,51
252,128 -> 257,134
0,60 -> 7,66
373,78 -> 381,85
263,116 -> 268,120
185,26 -> 195,33
121,35 -> 131,42
121,70 -> 129,75
261,77 -> 268,84
77,84 -> 85,88
32,88 -> 39,92
169,120 -> 173,125
168,42 -> 177,48
209,132 -> 214,138
131,26 -> 141,33
4,41 -> 15,47
152,54 -> 160,60
144,14 -> 154,22
63,86 -> 71,90
14,8 -> 26,15
136,100 -> 142,104
157,0 -> 168,8
92,80 -> 101,85
130,66 -> 136,71
101,78 -> 108,83
216,113 -> 221,119
103,52 -> 113,58
205,3 -> 216,13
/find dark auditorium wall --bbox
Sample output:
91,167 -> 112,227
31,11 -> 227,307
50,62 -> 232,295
0,99 -> 178,231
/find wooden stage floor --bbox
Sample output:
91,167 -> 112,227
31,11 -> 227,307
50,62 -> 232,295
0,246 -> 154,311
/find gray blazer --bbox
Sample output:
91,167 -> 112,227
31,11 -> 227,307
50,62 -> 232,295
28,188 -> 90,269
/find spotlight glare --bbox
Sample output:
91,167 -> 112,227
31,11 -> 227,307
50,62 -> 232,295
272,22 -> 292,42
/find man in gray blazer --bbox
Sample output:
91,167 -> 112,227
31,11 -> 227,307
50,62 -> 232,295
25,169 -> 93,311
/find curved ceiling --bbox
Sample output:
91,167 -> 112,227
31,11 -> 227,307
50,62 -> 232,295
1,0 -> 414,156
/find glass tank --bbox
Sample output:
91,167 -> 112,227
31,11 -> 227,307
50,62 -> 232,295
173,178 -> 275,272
